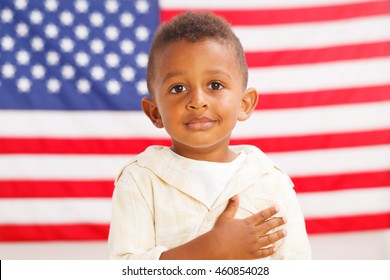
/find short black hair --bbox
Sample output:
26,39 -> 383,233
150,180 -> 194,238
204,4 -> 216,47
146,11 -> 248,95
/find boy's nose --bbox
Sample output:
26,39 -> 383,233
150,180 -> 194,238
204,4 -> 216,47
186,88 -> 208,110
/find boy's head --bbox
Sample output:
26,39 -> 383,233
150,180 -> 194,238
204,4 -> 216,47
146,11 -> 248,96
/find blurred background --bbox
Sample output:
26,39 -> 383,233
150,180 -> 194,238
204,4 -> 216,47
0,0 -> 389,259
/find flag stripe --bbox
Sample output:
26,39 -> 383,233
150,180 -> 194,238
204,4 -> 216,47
0,224 -> 109,242
1,189 -> 388,223
0,180 -> 114,198
2,102 -> 389,138
161,1 -> 390,25
246,41 -> 390,67
1,146 -> 389,179
160,0 -> 388,9
1,212 -> 389,242
1,129 -> 388,154
258,84 -> 390,109
248,58 -> 390,93
1,170 -> 389,198
305,212 -> 390,234
293,170 -> 390,193
234,16 -> 390,51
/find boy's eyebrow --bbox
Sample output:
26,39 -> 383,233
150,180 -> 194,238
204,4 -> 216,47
162,69 -> 234,84
161,71 -> 185,84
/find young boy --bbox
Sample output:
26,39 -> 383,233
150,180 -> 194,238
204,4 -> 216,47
108,11 -> 311,260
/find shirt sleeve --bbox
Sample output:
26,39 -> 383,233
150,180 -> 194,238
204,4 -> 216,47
271,173 -> 312,260
107,166 -> 168,260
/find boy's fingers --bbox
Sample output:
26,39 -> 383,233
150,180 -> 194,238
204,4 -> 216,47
257,229 -> 287,248
247,206 -> 279,226
257,217 -> 286,235
217,195 -> 239,221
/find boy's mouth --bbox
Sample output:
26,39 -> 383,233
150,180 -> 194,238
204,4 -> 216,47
185,117 -> 217,131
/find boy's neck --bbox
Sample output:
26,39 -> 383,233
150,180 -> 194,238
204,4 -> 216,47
170,146 -> 238,163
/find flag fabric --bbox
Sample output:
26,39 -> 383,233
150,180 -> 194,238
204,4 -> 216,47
0,0 -> 389,253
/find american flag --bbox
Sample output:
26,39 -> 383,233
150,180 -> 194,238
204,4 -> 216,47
0,0 -> 389,259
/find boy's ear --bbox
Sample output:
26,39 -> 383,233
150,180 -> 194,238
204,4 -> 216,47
238,87 -> 259,121
141,97 -> 164,128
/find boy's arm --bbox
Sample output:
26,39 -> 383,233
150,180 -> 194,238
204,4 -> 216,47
160,196 -> 286,260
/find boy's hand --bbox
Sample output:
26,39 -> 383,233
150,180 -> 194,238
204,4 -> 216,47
211,195 -> 286,259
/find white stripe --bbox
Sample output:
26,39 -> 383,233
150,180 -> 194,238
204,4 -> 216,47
269,145 -> 390,177
0,199 -> 111,223
160,0 -> 376,9
0,155 -> 129,179
298,187 -> 390,218
0,188 -> 388,224
1,102 -> 389,138
237,102 -> 390,137
235,16 -> 390,51
0,145 -> 388,179
248,58 -> 390,93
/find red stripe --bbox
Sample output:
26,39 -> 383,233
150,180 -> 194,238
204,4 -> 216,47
0,180 -> 114,198
0,213 -> 388,241
258,84 -> 390,110
161,1 -> 390,25
231,129 -> 390,153
292,170 -> 390,193
0,224 -> 109,242
0,171 -> 388,198
0,129 -> 388,155
246,42 -> 390,67
305,212 -> 390,234
0,129 -> 388,154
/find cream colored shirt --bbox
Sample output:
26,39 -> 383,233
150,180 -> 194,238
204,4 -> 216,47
108,145 -> 311,260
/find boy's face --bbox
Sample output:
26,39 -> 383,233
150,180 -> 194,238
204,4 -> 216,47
142,39 -> 257,161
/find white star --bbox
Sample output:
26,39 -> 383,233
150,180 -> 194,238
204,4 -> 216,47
45,0 -> 58,12
90,65 -> 105,81
135,26 -> 149,41
120,12 -> 134,27
135,52 -> 148,68
120,66 -> 135,82
1,8 -> 14,23
89,12 -> 104,27
105,26 -> 119,41
77,79 -> 91,94
46,51 -> 60,66
75,0 -> 89,13
75,52 -> 90,67
1,36 -> 15,51
30,10 -> 43,25
105,0 -> 119,13
120,39 -> 135,54
60,11 -> 74,26
107,79 -> 121,95
31,64 -> 46,79
135,0 -> 150,14
2,63 -> 16,78
31,37 -> 44,51
60,37 -> 74,52
136,80 -> 148,95
45,23 -> 59,39
90,39 -> 105,54
15,0 -> 28,10
47,78 -> 61,93
61,64 -> 75,79
105,53 -> 120,68
16,50 -> 30,65
75,25 -> 89,40
16,22 -> 29,37
17,77 -> 32,93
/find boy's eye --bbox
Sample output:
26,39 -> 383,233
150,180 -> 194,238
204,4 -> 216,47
170,85 -> 187,94
208,82 -> 223,90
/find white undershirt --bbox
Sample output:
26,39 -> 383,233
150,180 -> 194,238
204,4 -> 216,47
169,151 -> 246,208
